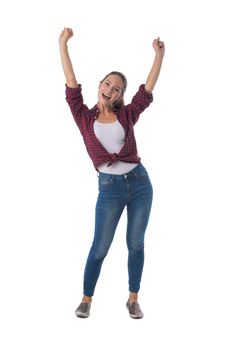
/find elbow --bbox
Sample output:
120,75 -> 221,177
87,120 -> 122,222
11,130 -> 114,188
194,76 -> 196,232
66,78 -> 78,88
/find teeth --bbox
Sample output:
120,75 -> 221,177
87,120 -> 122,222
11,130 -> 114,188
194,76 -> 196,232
102,93 -> 110,99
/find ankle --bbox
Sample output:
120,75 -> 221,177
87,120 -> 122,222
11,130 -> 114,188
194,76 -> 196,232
82,295 -> 92,303
128,292 -> 138,303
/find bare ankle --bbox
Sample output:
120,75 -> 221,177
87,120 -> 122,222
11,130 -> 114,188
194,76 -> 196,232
129,292 -> 138,303
82,295 -> 92,303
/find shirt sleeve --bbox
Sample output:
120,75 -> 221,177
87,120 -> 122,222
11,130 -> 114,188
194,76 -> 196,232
65,84 -> 90,130
124,84 -> 153,125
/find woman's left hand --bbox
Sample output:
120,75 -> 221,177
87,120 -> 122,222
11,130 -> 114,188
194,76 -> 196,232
152,37 -> 165,56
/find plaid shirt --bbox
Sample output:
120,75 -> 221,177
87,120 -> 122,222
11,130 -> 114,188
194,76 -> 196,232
65,84 -> 153,170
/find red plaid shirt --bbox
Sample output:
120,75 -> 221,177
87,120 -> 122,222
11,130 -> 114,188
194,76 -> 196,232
65,84 -> 153,170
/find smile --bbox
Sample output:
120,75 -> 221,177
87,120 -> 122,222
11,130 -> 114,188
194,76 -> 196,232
102,93 -> 111,100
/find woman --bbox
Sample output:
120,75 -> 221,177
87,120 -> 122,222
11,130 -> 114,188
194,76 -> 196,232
59,27 -> 165,319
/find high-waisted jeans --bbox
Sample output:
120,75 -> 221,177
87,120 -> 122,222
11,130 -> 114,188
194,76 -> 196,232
83,163 -> 153,297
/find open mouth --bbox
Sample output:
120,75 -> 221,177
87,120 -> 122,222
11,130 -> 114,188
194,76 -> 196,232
102,93 -> 111,101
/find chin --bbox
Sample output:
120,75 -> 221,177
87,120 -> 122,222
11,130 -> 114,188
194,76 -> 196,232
99,98 -> 111,106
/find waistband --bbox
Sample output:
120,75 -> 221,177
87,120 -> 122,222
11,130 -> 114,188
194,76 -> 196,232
97,163 -> 148,181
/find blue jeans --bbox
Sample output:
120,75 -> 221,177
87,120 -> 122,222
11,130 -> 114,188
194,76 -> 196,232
83,163 -> 153,297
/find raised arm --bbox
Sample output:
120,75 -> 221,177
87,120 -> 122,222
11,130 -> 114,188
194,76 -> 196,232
145,37 -> 165,93
59,28 -> 78,88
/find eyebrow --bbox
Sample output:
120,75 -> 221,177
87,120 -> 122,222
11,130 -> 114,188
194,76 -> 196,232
105,79 -> 122,90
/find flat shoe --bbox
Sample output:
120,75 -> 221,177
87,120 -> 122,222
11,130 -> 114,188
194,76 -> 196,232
126,300 -> 144,319
75,302 -> 91,318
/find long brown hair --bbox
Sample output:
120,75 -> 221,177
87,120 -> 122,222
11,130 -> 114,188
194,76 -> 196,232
101,71 -> 127,110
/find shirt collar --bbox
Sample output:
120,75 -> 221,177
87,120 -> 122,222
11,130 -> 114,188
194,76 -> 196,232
90,104 -> 119,119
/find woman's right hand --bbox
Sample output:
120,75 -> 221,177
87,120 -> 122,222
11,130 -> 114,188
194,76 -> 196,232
59,28 -> 74,46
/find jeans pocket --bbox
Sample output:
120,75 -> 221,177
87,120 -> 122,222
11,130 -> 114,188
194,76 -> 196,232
98,174 -> 115,188
134,164 -> 149,178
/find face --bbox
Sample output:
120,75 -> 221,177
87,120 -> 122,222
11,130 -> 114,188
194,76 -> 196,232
98,74 -> 124,107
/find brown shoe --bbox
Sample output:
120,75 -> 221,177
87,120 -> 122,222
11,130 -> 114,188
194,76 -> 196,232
126,300 -> 144,319
75,302 -> 91,318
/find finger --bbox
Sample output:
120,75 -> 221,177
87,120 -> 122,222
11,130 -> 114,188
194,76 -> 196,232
68,28 -> 73,36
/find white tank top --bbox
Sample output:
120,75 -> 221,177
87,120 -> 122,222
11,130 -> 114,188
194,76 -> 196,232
94,120 -> 138,174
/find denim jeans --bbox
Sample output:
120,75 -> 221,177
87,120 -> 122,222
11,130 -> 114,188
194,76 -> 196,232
83,163 -> 153,297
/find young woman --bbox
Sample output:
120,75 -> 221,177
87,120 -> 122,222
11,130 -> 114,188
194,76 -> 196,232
59,27 -> 165,319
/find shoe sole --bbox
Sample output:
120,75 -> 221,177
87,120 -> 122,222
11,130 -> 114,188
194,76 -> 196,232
75,313 -> 89,318
129,314 -> 143,319
75,311 -> 90,318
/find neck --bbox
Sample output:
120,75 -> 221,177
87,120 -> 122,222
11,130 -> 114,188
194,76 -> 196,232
97,103 -> 113,115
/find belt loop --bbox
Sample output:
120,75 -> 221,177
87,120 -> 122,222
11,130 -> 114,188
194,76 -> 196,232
110,174 -> 115,182
131,167 -> 136,176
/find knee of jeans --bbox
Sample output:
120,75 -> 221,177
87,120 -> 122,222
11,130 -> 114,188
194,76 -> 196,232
127,241 -> 144,252
92,246 -> 109,260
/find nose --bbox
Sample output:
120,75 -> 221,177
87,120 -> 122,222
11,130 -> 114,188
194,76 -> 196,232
106,86 -> 113,94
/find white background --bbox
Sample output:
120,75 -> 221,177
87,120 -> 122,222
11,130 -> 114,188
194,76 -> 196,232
0,0 -> 233,349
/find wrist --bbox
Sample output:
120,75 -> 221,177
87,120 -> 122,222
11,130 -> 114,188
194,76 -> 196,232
154,52 -> 164,63
155,51 -> 164,57
59,42 -> 68,50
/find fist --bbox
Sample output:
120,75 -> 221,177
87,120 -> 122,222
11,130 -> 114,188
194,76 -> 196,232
59,28 -> 74,46
152,37 -> 165,56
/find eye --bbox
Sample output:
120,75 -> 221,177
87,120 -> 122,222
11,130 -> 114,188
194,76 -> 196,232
105,81 -> 110,86
114,87 -> 120,93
